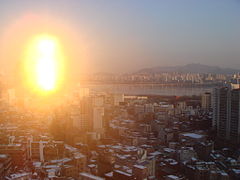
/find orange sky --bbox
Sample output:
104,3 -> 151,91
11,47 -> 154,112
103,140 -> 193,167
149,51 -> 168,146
0,13 -> 93,84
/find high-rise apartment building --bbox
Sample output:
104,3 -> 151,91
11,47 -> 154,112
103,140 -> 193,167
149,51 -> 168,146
201,92 -> 211,110
212,86 -> 240,144
92,96 -> 105,136
229,89 -> 240,143
71,97 -> 93,131
93,107 -> 104,131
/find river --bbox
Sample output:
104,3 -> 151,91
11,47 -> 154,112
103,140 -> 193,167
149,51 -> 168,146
81,84 -> 215,96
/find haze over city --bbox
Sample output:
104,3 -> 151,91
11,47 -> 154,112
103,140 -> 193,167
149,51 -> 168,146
1,1 -> 240,180
0,0 -> 240,74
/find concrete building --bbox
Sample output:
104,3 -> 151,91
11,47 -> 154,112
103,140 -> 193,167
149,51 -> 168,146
229,89 -> 240,143
113,94 -> 124,106
92,96 -> 105,133
0,144 -> 27,168
71,97 -> 93,131
177,147 -> 197,162
212,86 -> 240,144
201,92 -> 211,110
30,141 -> 45,161
195,141 -> 214,161
0,154 -> 12,177
212,87 -> 230,138
93,107 -> 104,131
133,164 -> 148,180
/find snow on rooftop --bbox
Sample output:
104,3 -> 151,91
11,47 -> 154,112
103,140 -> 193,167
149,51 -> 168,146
50,158 -> 72,164
149,151 -> 162,156
80,172 -> 105,180
0,154 -> 8,158
163,148 -> 175,153
167,175 -> 180,179
111,145 -> 122,149
134,164 -> 146,169
8,172 -> 30,179
181,133 -> 204,139
88,164 -> 96,168
74,152 -> 85,159
44,165 -> 60,169
105,171 -> 113,177
65,144 -> 78,152
114,170 -> 132,177
232,169 -> 240,174
33,162 -> 42,168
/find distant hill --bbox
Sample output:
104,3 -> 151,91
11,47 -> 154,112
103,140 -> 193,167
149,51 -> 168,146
136,63 -> 240,74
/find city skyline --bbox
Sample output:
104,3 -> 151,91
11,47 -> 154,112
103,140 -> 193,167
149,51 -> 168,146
1,1 -> 240,179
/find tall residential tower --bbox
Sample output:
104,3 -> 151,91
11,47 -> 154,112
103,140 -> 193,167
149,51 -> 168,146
212,85 -> 240,144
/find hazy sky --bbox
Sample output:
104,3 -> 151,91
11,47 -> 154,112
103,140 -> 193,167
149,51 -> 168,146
0,0 -> 240,73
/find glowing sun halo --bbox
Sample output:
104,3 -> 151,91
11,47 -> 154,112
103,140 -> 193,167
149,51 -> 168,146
36,38 -> 56,90
24,35 -> 63,93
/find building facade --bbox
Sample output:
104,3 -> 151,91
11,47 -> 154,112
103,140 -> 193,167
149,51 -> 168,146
213,86 -> 240,144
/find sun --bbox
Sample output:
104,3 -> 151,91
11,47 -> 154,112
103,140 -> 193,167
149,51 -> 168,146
23,35 -> 64,94
36,38 -> 57,91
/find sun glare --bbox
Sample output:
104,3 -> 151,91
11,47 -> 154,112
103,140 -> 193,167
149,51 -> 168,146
36,38 -> 56,90
24,35 -> 64,94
